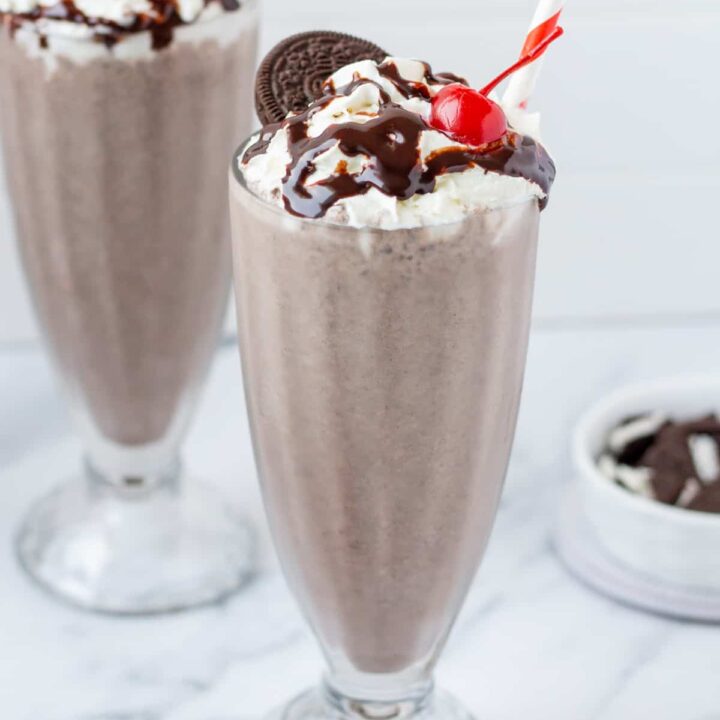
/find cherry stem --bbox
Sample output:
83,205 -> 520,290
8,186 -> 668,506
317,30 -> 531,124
480,26 -> 564,96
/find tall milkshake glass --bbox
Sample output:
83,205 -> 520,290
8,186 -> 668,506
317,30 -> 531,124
230,124 -> 542,718
0,0 -> 259,613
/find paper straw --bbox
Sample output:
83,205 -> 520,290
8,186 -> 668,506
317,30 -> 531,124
503,0 -> 564,109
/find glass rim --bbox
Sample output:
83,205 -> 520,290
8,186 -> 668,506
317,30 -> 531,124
230,133 -> 541,233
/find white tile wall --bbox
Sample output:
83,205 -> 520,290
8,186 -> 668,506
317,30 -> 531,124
1,0 -> 719,342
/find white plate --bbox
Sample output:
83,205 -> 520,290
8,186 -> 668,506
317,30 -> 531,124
555,489 -> 720,622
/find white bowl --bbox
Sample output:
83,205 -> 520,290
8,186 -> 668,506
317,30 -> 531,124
573,375 -> 720,591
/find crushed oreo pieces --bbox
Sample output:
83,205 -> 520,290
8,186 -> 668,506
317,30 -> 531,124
598,412 -> 720,513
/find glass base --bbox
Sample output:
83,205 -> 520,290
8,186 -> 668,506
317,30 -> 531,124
267,686 -> 475,720
16,468 -> 255,614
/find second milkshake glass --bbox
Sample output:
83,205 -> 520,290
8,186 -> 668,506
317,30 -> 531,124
0,2 -> 259,613
230,146 -> 540,719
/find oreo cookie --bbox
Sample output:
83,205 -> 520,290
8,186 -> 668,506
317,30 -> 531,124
255,31 -> 388,125
599,411 -> 720,513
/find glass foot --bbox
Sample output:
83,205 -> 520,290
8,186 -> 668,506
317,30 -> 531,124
267,686 -> 475,720
16,468 -> 255,614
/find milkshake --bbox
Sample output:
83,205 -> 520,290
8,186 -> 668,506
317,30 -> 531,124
0,0 -> 259,612
230,41 -> 556,719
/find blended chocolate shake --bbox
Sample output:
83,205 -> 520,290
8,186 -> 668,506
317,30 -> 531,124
0,0 -> 258,449
232,183 -> 538,673
231,54 -> 555,682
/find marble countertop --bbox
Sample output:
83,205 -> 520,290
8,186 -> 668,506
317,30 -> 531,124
2,321 -> 720,720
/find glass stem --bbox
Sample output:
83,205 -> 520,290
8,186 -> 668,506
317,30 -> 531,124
84,452 -> 181,496
323,668 -> 434,720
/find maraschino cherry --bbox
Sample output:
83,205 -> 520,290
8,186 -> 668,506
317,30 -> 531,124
431,86 -> 507,147
429,26 -> 564,147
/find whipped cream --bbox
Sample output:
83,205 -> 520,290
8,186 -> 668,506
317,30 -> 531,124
4,0 -> 254,71
0,0 -> 211,25
241,57 -> 552,230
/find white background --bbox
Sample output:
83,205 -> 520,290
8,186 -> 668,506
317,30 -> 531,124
2,0 -> 720,343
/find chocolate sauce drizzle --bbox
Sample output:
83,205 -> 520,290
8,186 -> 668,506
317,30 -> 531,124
244,60 -> 555,219
376,62 -> 468,101
1,0 -> 240,50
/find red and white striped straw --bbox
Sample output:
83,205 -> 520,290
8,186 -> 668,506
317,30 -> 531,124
503,0 -> 564,110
